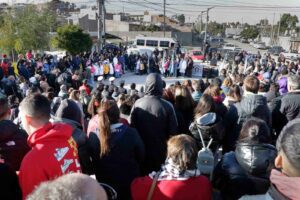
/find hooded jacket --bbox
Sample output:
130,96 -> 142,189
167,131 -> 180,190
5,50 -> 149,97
130,73 -> 178,174
18,123 -> 81,199
54,99 -> 93,174
224,93 -> 271,152
190,112 -> 225,152
213,143 -> 277,200
0,120 -> 30,171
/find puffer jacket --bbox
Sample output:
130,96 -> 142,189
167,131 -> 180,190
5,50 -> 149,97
213,143 -> 277,200
0,120 -> 30,171
223,93 -> 271,152
190,112 -> 225,152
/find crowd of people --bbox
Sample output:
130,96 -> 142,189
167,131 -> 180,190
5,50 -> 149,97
0,46 -> 300,200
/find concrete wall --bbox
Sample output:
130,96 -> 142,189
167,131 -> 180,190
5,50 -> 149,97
106,20 -> 130,32
278,36 -> 291,51
79,16 -> 130,32
89,31 -> 200,47
261,37 -> 271,46
109,31 -> 172,42
261,36 -> 291,51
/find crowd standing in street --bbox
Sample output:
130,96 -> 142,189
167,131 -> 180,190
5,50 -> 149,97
0,46 -> 300,200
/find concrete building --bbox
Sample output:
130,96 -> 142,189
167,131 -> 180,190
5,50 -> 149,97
225,27 -> 243,36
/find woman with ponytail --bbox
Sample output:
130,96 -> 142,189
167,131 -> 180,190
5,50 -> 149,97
213,117 -> 277,200
88,99 -> 145,200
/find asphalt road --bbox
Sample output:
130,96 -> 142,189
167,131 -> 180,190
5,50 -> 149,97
99,72 -> 200,90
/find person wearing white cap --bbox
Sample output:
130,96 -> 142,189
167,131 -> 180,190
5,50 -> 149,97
97,76 -> 104,82
109,77 -> 115,82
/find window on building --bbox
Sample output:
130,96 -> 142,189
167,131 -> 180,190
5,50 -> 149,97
146,40 -> 158,47
137,39 -> 145,46
159,41 -> 170,47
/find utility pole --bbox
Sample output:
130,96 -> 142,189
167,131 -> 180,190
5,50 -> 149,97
271,13 -> 275,46
103,0 -> 106,46
97,0 -> 103,52
204,7 -> 214,48
199,11 -> 205,33
277,14 -> 281,45
163,0 -> 166,37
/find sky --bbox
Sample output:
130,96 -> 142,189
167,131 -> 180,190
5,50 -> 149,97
1,0 -> 300,25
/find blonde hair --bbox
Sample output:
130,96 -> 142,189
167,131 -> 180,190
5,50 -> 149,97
167,134 -> 198,172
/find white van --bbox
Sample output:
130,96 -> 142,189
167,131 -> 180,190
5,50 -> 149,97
134,36 -> 177,51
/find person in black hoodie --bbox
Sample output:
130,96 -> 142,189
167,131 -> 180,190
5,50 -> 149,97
130,73 -> 178,175
0,95 -> 30,172
53,99 -> 93,175
88,99 -> 145,200
213,118 -> 277,200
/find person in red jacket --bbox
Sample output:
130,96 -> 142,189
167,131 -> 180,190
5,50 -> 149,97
79,79 -> 91,96
18,94 -> 81,199
131,134 -> 212,200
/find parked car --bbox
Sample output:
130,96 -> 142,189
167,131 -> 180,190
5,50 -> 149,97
209,37 -> 224,48
223,43 -> 237,51
233,35 -> 241,40
268,46 -> 284,55
254,42 -> 266,50
189,50 -> 205,61
281,50 -> 300,61
240,38 -> 248,43
226,33 -> 234,38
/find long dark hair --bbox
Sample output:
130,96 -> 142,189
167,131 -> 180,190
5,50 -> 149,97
194,94 -> 215,118
175,85 -> 195,111
228,85 -> 242,102
98,99 -> 120,157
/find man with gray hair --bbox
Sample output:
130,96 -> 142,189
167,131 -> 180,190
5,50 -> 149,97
27,173 -> 107,200
280,75 -> 300,122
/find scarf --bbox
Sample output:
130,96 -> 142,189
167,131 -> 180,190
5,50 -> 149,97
270,169 -> 300,200
149,159 -> 201,181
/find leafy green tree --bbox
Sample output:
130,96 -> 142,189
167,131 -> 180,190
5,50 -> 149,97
0,13 -> 16,54
55,24 -> 92,55
0,5 -> 56,53
14,5 -> 56,51
279,13 -> 299,33
240,26 -> 259,39
177,14 -> 185,24
208,21 -> 225,35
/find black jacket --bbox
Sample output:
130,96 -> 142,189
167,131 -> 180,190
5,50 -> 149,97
214,143 -> 277,200
89,124 -> 145,200
280,91 -> 300,122
130,73 -> 178,174
223,94 -> 271,152
190,112 -> 225,152
0,163 -> 21,200
0,120 -> 30,171
268,95 -> 287,140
